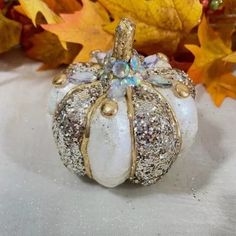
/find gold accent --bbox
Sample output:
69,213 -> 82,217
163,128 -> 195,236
81,93 -> 107,178
52,73 -> 67,87
157,52 -> 169,62
112,18 -> 136,61
56,81 -> 103,178
174,82 -> 190,98
126,86 -> 137,178
100,99 -> 118,118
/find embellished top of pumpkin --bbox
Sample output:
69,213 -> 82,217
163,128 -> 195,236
49,18 -> 198,188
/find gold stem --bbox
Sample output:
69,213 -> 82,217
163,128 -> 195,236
112,18 -> 136,61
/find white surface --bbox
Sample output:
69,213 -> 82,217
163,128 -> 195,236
0,50 -> 236,236
48,83 -> 76,115
88,97 -> 131,188
158,88 -> 198,152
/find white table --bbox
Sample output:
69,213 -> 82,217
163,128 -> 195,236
0,50 -> 236,236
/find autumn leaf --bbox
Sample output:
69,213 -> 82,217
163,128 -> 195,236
42,0 -> 113,62
0,0 -> 4,9
224,0 -> 236,14
15,0 -> 82,19
0,12 -> 22,53
18,0 -> 62,26
17,0 -> 69,49
43,0 -> 82,14
186,16 -> 236,106
98,0 -> 202,56
26,31 -> 81,70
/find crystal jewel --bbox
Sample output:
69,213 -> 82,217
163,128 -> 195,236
130,55 -> 140,71
122,75 -> 142,87
143,54 -> 159,68
108,79 -> 126,99
69,71 -> 96,84
91,51 -> 107,64
148,75 -> 172,88
112,61 -> 130,78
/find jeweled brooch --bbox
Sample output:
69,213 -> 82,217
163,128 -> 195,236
49,18 -> 198,187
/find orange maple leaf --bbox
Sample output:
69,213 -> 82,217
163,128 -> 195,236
42,0 -> 113,62
185,16 -> 236,106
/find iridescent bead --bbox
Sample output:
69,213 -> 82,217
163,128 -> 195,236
108,79 -> 126,99
104,57 -> 116,73
143,54 -> 159,68
121,75 -> 142,87
148,75 -> 172,88
90,50 -> 107,64
130,55 -> 140,71
69,71 -> 96,84
112,61 -> 130,78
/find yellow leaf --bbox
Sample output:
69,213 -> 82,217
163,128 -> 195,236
42,0 -> 113,62
186,16 -> 236,106
26,31 -> 81,70
14,5 -> 26,16
15,0 -> 82,16
223,52 -> 236,63
18,0 -> 61,26
18,0 -> 68,49
98,0 -> 202,55
0,12 -> 22,53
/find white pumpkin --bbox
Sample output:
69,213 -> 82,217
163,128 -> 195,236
49,18 -> 198,187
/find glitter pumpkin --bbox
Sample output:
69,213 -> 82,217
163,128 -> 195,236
48,19 -> 198,187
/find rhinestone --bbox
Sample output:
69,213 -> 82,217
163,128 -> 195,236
108,79 -> 126,98
143,54 -> 158,68
148,75 -> 172,88
90,50 -> 107,64
69,71 -> 96,84
122,75 -> 142,87
112,60 -> 130,78
104,56 -> 116,73
130,55 -> 140,71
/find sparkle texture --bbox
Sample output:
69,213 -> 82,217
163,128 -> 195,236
53,82 -> 104,175
146,68 -> 196,99
130,83 -> 182,185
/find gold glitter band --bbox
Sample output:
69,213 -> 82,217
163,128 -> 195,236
126,86 -> 137,178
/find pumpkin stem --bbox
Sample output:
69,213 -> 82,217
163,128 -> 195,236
112,18 -> 136,61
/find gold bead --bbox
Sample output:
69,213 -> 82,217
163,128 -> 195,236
157,53 -> 169,62
52,73 -> 67,87
101,99 -> 118,118
174,83 -> 190,98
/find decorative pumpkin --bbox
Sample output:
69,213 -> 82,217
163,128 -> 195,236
48,18 -> 198,188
